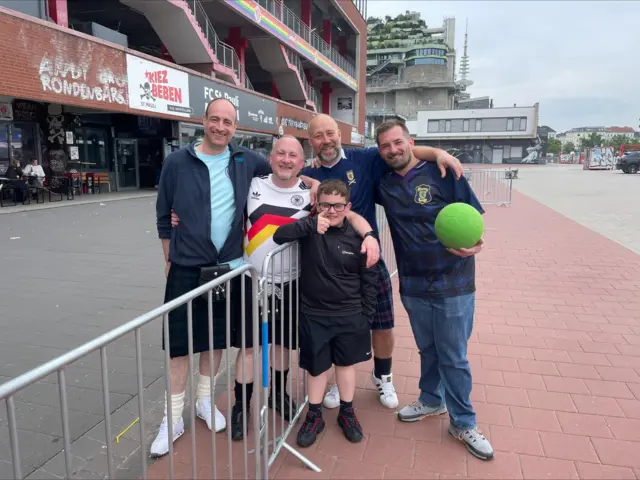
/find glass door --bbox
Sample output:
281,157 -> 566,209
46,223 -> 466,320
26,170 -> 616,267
115,139 -> 139,189
0,123 -> 9,175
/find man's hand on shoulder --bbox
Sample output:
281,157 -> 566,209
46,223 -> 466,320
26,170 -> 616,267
299,175 -> 320,205
435,150 -> 464,180
447,238 -> 484,258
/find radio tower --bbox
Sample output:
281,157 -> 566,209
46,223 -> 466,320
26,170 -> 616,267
457,19 -> 472,101
459,19 -> 470,83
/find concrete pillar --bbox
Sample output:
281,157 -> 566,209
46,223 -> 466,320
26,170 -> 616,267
322,19 -> 332,46
48,0 -> 68,27
161,44 -> 175,63
272,81 -> 281,99
300,0 -> 312,28
304,69 -> 314,86
321,82 -> 332,114
226,27 -> 249,69
337,35 -> 347,56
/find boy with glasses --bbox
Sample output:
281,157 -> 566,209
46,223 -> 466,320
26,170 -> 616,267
273,179 -> 377,447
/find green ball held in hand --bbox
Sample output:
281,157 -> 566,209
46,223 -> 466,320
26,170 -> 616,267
435,203 -> 484,250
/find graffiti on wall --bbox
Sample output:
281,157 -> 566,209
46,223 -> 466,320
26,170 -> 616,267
39,53 -> 127,105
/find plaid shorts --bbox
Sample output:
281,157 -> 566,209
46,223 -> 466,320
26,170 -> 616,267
371,259 -> 394,330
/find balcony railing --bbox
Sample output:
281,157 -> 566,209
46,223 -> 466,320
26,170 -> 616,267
185,0 -> 254,90
286,48 -> 319,109
352,0 -> 366,20
256,0 -> 356,80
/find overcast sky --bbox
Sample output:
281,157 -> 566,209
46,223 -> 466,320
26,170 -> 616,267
366,1 -> 639,133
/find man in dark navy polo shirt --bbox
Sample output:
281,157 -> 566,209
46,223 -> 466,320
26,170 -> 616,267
302,114 -> 464,411
374,119 -> 493,461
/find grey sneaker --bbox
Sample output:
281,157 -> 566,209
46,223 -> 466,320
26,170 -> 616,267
397,400 -> 447,422
448,424 -> 494,460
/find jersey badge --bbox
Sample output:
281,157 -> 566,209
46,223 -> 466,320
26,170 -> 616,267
346,170 -> 356,185
414,184 -> 432,205
291,194 -> 305,207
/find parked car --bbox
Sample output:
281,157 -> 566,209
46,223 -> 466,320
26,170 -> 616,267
616,152 -> 640,174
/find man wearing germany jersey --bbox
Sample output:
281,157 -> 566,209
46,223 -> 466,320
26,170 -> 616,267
303,114 -> 465,411
229,135 -> 377,440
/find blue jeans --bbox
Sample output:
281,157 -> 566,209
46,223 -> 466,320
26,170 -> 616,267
401,292 -> 476,429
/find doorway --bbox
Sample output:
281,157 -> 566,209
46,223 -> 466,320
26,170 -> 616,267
115,139 -> 139,189
492,148 -> 504,164
137,138 -> 164,189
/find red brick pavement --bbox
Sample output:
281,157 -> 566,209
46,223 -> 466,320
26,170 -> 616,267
146,191 -> 640,479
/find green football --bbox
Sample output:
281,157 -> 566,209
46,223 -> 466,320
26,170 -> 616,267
434,203 -> 484,250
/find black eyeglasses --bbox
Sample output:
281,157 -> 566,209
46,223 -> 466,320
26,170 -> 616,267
318,202 -> 347,212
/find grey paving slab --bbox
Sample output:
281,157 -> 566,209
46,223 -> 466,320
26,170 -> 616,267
0,197 -> 172,477
512,165 -> 640,254
0,195 -> 259,479
0,426 -> 64,475
10,381 -> 132,417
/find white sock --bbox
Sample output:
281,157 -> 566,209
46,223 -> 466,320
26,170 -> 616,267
164,391 -> 185,423
197,374 -> 211,400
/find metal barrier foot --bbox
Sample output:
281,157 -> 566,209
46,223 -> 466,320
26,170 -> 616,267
282,441 -> 322,472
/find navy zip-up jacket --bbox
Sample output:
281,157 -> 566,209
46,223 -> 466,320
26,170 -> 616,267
156,141 -> 270,267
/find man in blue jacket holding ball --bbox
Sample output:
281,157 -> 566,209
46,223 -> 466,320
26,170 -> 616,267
374,119 -> 493,461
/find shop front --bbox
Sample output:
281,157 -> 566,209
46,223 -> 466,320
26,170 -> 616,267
112,114 -> 178,189
0,99 -> 45,175
0,12 -> 367,193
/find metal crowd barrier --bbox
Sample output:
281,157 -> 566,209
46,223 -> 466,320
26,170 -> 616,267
0,264 -> 264,480
465,168 -> 515,206
0,233 -> 395,480
376,205 -> 398,277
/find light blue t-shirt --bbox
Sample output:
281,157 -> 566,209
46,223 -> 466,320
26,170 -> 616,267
195,144 -> 244,269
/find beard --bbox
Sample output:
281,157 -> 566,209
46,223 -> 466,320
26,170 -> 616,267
318,144 -> 341,164
386,152 -> 412,171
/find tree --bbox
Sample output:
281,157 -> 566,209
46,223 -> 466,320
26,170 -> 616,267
547,138 -> 562,154
605,134 -> 636,151
563,142 -> 575,154
579,132 -> 604,149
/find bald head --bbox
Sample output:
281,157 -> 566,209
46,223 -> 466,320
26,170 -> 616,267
308,114 -> 342,166
272,135 -> 304,157
308,114 -> 338,135
201,97 -> 238,153
205,97 -> 238,119
270,135 -> 305,185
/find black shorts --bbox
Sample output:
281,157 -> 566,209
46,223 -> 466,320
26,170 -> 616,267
162,264 -> 240,358
298,312 -> 372,377
231,275 -> 298,350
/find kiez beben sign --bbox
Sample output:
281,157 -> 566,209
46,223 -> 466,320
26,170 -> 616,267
126,55 -> 193,117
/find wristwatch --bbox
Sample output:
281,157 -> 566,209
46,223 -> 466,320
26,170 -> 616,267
363,231 -> 376,240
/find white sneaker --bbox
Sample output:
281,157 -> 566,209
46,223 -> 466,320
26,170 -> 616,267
372,372 -> 399,409
150,417 -> 185,457
196,397 -> 226,432
323,384 -> 340,409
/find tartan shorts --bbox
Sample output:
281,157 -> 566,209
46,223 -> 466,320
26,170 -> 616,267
371,259 -> 394,330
